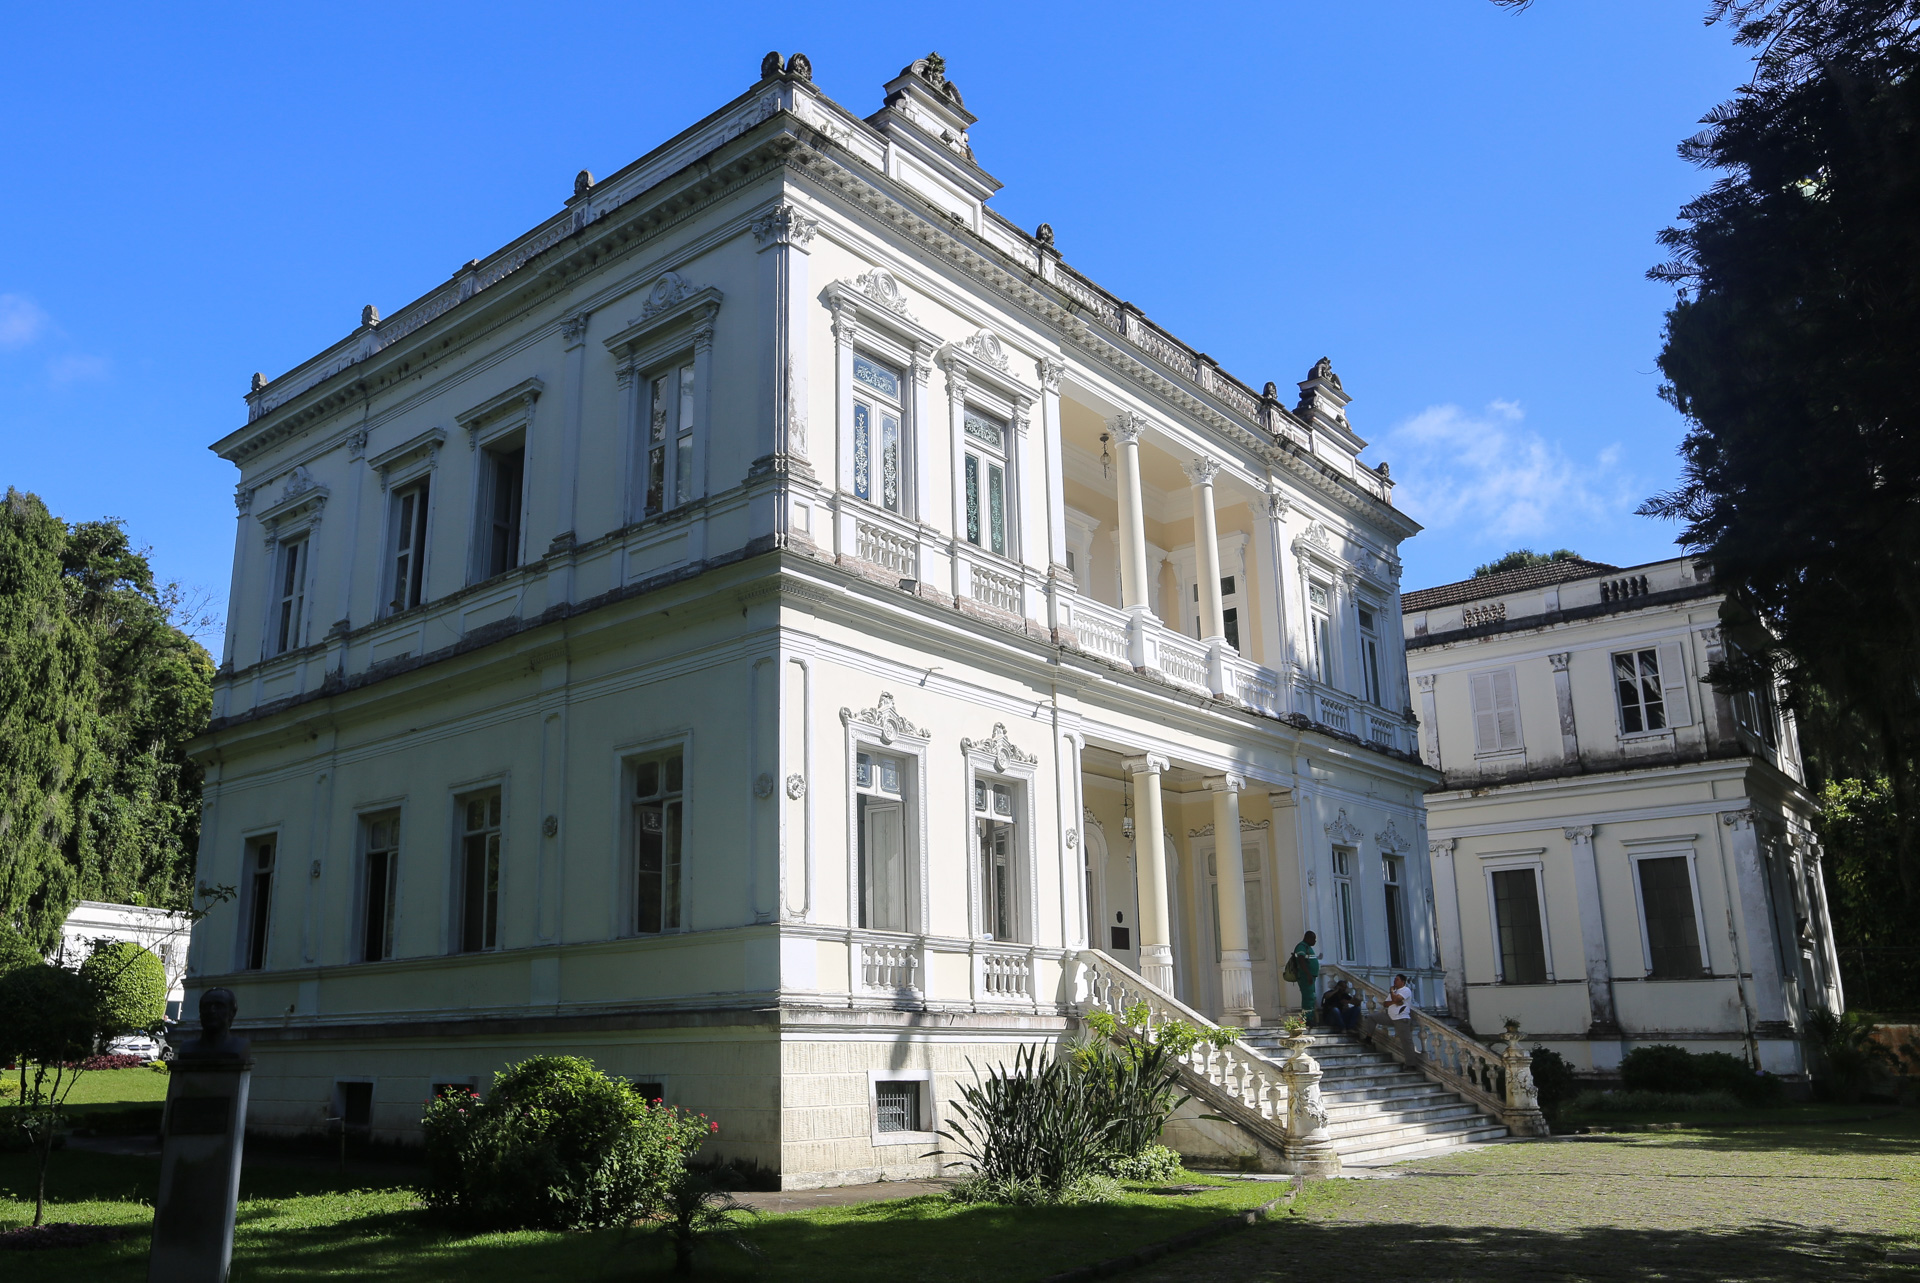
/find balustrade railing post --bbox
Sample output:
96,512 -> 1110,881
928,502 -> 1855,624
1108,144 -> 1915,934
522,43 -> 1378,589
1279,1033 -> 1340,1174
1498,1021 -> 1551,1136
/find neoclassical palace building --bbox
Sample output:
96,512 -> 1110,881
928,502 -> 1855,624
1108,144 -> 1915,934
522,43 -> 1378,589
190,53 -> 1438,1185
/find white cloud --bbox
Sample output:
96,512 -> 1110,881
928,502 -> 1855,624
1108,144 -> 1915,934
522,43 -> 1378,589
0,294 -> 49,349
1379,400 -> 1631,543
47,353 -> 111,385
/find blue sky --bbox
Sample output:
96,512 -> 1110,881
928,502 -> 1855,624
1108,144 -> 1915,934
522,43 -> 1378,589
0,2 -> 1751,630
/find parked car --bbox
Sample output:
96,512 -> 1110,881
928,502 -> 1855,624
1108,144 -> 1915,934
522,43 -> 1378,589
105,1033 -> 161,1060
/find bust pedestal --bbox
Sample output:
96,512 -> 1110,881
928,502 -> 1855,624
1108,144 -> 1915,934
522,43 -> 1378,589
148,989 -> 252,1283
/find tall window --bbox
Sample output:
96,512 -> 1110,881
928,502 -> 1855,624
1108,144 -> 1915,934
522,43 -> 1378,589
1491,867 -> 1548,984
388,480 -> 431,613
1331,846 -> 1357,962
1469,668 -> 1523,753
633,749 -> 684,934
1308,582 -> 1333,683
974,777 -> 1020,941
1358,605 -> 1382,705
1638,856 -> 1704,977
1192,575 -> 1242,650
1614,649 -> 1667,733
1382,854 -> 1409,969
851,354 -> 903,514
1206,841 -> 1266,962
242,837 -> 275,970
644,363 -> 697,516
360,813 -> 399,962
482,443 -> 525,577
458,791 -> 501,953
962,408 -> 1009,557
274,537 -> 308,655
856,749 -> 912,931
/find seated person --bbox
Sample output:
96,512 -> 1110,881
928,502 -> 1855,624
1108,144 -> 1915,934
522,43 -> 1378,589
1320,979 -> 1362,1033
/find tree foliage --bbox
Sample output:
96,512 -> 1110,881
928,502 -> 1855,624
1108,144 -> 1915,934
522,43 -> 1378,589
1471,548 -> 1582,578
78,940 -> 168,1037
0,489 -> 212,952
1635,1 -> 1920,925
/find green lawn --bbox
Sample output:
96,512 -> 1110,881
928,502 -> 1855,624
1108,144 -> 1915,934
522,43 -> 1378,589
1557,1101 -> 1902,1130
1,1065 -> 171,1109
0,1150 -> 1290,1282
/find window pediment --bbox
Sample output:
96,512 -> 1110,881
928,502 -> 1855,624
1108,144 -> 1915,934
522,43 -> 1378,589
368,427 -> 447,486
602,277 -> 722,368
254,466 -> 330,528
455,378 -> 544,448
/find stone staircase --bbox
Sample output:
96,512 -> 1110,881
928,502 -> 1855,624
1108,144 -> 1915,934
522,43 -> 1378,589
1239,1027 -> 1511,1164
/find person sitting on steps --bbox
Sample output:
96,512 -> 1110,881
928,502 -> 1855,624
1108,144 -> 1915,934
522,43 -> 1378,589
1320,978 -> 1362,1033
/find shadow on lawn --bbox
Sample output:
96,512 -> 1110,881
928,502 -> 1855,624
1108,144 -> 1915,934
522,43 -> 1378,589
1147,1217 -> 1920,1283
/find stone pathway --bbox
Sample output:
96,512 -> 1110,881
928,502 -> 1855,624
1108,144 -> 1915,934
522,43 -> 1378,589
754,1177 -> 953,1214
1123,1118 -> 1920,1281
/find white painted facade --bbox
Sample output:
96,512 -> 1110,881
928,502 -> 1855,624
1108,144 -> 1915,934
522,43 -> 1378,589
189,53 -> 1436,1186
1404,556 -> 1840,1076
54,901 -> 194,1020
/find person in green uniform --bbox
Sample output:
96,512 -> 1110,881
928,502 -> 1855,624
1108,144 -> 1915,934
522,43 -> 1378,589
1290,931 -> 1321,1021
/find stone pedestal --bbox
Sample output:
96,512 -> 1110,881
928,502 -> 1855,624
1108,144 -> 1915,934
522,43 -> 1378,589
1280,1033 -> 1341,1175
1498,1023 -> 1550,1137
149,987 -> 253,1283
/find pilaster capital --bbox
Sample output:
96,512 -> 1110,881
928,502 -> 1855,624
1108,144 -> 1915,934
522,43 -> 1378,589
1121,752 -> 1169,778
234,486 -> 254,516
1182,456 -> 1222,486
1415,673 -> 1437,691
1203,773 -> 1246,794
347,429 -> 369,461
1108,411 -> 1149,444
1265,488 -> 1292,520
1428,837 -> 1456,859
750,201 -> 818,250
1562,825 -> 1595,843
1721,807 -> 1757,832
1037,355 -> 1064,393
560,311 -> 590,346
1548,652 -> 1572,672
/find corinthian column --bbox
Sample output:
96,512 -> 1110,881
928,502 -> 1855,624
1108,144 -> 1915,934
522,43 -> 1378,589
1110,413 -> 1152,615
1185,457 -> 1226,642
1125,753 -> 1174,991
1206,774 -> 1258,1026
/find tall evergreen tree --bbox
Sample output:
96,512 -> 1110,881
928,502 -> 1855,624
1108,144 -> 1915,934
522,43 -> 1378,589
0,490 -> 211,951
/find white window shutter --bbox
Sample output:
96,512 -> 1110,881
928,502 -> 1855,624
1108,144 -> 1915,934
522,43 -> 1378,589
1658,640 -> 1693,728
1469,673 -> 1498,752
1491,668 -> 1522,750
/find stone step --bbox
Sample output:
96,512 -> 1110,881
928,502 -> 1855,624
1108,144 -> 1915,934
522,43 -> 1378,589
1337,1123 -> 1512,1166
1325,1097 -> 1484,1127
1330,1111 -> 1500,1147
1322,1080 -> 1462,1108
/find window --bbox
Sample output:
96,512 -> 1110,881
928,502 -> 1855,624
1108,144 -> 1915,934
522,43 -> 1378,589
335,1081 -> 374,1129
1358,606 -> 1382,705
1331,846 -> 1357,962
241,837 -> 275,971
974,777 -> 1021,941
633,750 -> 684,934
630,1080 -> 666,1104
481,443 -> 525,578
643,362 -> 698,516
388,480 -> 431,613
1638,856 -> 1704,978
457,791 -> 502,953
1614,649 -> 1666,733
1206,841 -> 1266,962
851,354 -> 903,514
1382,854 -> 1407,970
856,750 -> 912,931
1192,576 -> 1242,650
273,537 -> 308,655
962,408 -> 1010,557
1491,867 -> 1548,984
1469,668 -> 1523,753
875,1080 -> 922,1133
1308,582 -> 1333,683
360,813 -> 399,963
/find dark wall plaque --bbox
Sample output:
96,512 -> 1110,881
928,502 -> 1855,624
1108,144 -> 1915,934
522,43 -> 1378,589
168,1095 -> 231,1137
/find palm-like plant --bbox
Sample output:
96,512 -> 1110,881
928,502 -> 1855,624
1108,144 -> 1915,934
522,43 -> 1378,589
935,1044 -> 1117,1199
655,1172 -> 758,1276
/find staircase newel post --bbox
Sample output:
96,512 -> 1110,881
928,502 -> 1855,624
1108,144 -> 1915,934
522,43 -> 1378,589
1280,1033 -> 1341,1175
1498,1020 -> 1551,1136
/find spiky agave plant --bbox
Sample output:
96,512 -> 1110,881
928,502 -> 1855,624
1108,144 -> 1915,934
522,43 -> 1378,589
933,1044 -> 1117,1200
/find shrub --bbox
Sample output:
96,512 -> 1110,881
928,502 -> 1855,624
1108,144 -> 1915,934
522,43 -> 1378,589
1804,1010 -> 1892,1103
1527,1046 -> 1579,1124
1568,1089 -> 1743,1114
79,943 -> 167,1039
1618,1044 -> 1785,1107
937,1044 -> 1116,1202
422,1056 -> 709,1231
1105,1143 -> 1183,1182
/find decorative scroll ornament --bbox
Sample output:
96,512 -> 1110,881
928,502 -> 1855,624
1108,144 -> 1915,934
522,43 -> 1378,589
234,487 -> 254,515
1303,520 -> 1332,548
1037,356 -> 1063,393
1324,808 -> 1364,844
639,272 -> 698,319
961,723 -> 1036,773
1065,827 -> 1078,850
852,269 -> 913,317
840,692 -> 929,744
1188,818 -> 1273,838
962,328 -> 1010,371
785,774 -> 807,800
751,202 -> 818,248
1083,806 -> 1103,832
280,466 -> 319,502
1374,819 -> 1410,853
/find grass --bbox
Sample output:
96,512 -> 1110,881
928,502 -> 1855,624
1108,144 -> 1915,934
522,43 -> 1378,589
0,1149 -> 1292,1282
1556,1100 -> 1901,1130
0,1065 -> 172,1110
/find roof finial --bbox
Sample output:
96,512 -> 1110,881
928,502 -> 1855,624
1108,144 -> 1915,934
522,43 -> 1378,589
250,372 -> 267,393
362,304 -> 380,328
760,51 -> 783,79
574,169 -> 595,197
786,52 -> 812,81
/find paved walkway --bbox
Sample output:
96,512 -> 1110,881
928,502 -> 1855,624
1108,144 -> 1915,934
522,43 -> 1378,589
1124,1116 -> 1920,1281
754,1177 -> 953,1214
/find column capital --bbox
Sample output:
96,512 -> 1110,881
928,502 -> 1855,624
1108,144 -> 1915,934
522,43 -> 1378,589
1108,411 -> 1149,444
1562,824 -> 1595,843
1182,456 -> 1222,486
750,201 -> 818,250
1036,355 -> 1064,393
1265,487 -> 1291,519
1122,752 -> 1169,777
1429,837 -> 1456,859
1548,652 -> 1572,672
1202,773 -> 1246,794
1415,673 -> 1437,690
1721,807 -> 1757,831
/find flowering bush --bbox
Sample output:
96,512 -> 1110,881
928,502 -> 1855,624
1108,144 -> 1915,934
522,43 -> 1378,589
61,1054 -> 150,1071
422,1056 -> 714,1231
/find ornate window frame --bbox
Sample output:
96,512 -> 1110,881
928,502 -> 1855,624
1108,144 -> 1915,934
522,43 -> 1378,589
369,428 -> 446,619
940,331 -> 1034,568
825,270 -> 938,523
455,378 -> 542,584
602,273 -> 723,526
960,722 -> 1040,943
839,693 -> 931,935
1478,848 -> 1556,985
1622,836 -> 1712,978
253,466 -> 329,659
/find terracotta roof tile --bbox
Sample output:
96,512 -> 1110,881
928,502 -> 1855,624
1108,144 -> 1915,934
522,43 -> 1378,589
1401,558 -> 1620,613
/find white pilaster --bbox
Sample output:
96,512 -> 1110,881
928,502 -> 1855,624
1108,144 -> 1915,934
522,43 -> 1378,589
1125,753 -> 1174,991
1206,774 -> 1257,1026
1564,825 -> 1619,1034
